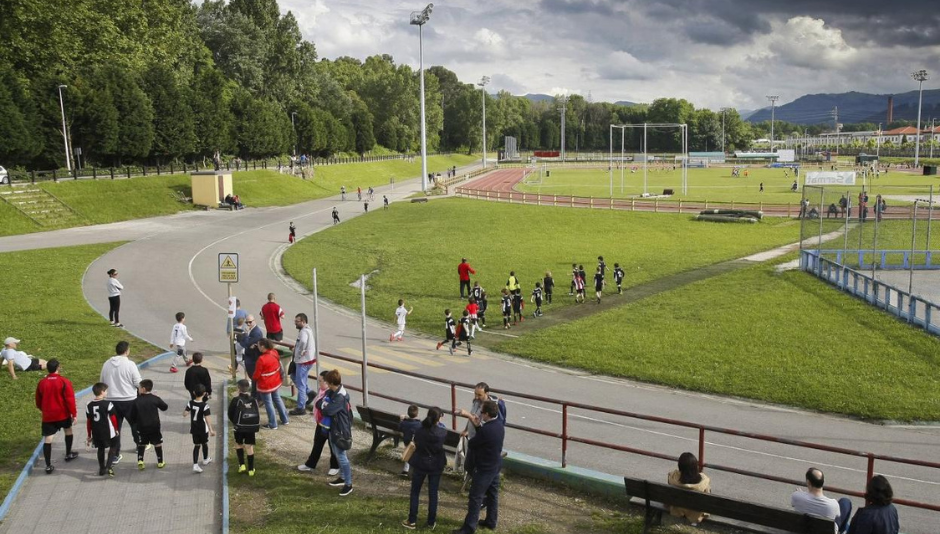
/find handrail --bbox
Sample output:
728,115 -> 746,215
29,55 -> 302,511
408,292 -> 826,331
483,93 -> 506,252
308,348 -> 940,513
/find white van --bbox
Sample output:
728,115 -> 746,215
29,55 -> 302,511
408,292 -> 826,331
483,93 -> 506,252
0,166 -> 8,184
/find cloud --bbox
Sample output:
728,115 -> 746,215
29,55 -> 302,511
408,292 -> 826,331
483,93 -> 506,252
767,17 -> 857,69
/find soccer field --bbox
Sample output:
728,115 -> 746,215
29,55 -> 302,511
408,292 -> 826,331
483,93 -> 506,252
514,166 -> 939,205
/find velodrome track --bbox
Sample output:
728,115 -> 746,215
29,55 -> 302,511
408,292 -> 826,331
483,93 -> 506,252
2,167 -> 938,532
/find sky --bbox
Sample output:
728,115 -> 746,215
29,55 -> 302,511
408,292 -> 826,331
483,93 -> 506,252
282,0 -> 940,111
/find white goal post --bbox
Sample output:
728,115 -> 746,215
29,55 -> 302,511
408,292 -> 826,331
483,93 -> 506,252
609,123 -> 689,196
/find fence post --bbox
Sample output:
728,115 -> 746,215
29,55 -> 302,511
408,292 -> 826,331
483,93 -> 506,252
451,383 -> 458,431
679,200 -> 682,213
570,195 -> 574,208
632,199 -> 635,211
92,167 -> 97,180
30,171 -> 36,183
866,454 -> 875,483
126,167 -> 131,179
554,195 -> 557,206
561,403 -> 568,469
522,193 -> 526,204
698,428 -> 706,471
704,200 -> 708,209
142,165 -> 147,177
52,169 -> 57,182
590,196 -> 593,208
655,199 -> 658,212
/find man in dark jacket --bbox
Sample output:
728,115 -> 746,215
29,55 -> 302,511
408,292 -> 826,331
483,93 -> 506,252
238,315 -> 264,397
454,400 -> 505,534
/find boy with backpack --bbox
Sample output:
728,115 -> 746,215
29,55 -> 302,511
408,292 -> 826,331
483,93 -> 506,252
228,379 -> 260,476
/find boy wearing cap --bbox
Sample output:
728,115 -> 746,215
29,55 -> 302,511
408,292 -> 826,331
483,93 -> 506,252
3,337 -> 46,379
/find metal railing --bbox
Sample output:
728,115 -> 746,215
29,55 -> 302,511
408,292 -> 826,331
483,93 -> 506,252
315,349 -> 940,513
800,249 -> 940,336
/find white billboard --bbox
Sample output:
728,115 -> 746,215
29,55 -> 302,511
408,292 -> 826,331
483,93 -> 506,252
805,171 -> 856,186
776,149 -> 795,162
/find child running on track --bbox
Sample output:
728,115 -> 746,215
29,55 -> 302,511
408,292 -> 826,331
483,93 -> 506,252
390,299 -> 413,342
465,298 -> 480,338
288,222 -> 296,244
531,282 -> 543,317
436,309 -> 457,355
501,289 -> 512,329
457,310 -> 472,356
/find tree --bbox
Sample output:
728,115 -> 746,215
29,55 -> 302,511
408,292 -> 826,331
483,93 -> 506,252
0,65 -> 43,166
142,63 -> 196,164
231,89 -> 290,158
190,67 -> 236,158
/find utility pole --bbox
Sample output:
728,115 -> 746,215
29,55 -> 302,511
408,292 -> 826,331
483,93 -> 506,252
478,76 -> 489,168
558,96 -> 568,161
912,69 -> 929,168
720,107 -> 731,153
830,106 -> 840,150
931,117 -> 935,159
766,96 -> 779,152
410,3 -> 434,192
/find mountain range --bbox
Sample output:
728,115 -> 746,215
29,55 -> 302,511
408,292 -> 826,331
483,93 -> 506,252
746,89 -> 940,126
521,93 -> 637,107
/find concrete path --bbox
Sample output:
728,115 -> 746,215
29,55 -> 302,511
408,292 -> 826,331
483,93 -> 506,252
1,165 -> 939,533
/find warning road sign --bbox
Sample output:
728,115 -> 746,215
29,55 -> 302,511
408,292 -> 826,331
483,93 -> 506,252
219,253 -> 239,283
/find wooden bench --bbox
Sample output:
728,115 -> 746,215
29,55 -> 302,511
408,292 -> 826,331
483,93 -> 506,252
623,476 -> 834,534
356,405 -> 462,462
410,197 -> 429,203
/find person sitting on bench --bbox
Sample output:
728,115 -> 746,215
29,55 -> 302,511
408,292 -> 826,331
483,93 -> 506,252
667,452 -> 711,526
827,203 -> 839,218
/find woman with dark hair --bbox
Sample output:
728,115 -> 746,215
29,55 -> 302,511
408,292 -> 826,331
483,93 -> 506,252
321,369 -> 354,496
106,269 -> 124,327
297,370 -> 339,476
667,452 -> 711,525
848,475 -> 899,534
402,407 -> 447,530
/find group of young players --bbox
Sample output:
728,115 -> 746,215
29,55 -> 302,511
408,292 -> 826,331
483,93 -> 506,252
389,256 -> 628,356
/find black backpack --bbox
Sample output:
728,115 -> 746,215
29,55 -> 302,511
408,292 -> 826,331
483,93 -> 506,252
234,396 -> 261,432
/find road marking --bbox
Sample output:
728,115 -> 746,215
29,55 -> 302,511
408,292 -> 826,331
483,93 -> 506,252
336,348 -> 397,372
370,345 -> 446,367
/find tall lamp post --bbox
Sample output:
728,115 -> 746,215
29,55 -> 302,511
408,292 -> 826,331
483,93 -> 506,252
912,69 -> 929,168
291,111 -> 298,157
720,107 -> 730,153
766,95 -> 779,152
410,3 -> 433,192
478,76 -> 489,168
57,84 -> 71,172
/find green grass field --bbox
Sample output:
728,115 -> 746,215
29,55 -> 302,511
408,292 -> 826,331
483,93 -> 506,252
514,166 -> 940,205
0,243 -> 162,502
282,198 -> 802,335
0,154 -> 479,237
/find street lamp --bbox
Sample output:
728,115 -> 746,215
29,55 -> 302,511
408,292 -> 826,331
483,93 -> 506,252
719,107 -> 731,153
478,76 -> 489,168
410,3 -> 433,192
766,95 -> 779,152
291,111 -> 298,157
57,84 -> 71,172
912,69 -> 929,168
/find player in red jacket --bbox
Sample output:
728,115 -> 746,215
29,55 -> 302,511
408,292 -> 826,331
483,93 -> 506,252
35,359 -> 78,473
458,258 -> 476,298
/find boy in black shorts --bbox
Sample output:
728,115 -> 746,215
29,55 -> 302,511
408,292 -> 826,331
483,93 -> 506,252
86,382 -> 120,477
435,309 -> 457,355
511,290 -> 524,324
477,290 -> 488,328
185,383 -> 215,473
130,379 -> 168,470
613,263 -> 625,294
457,310 -> 472,356
569,263 -> 578,295
543,271 -> 554,304
228,379 -> 260,476
594,267 -> 604,304
36,359 -> 78,474
531,282 -> 544,317
501,289 -> 512,329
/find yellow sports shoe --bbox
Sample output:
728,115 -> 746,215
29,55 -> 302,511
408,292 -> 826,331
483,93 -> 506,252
157,462 -> 166,468
238,465 -> 247,473
248,469 -> 255,477
137,461 -> 145,471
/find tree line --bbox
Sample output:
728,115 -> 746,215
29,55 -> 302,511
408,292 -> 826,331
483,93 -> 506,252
1,0 -> 800,171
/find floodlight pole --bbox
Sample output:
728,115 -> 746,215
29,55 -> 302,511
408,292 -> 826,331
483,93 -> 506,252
609,125 -> 613,197
558,96 -> 567,162
291,111 -> 298,157
912,70 -> 929,168
643,123 -> 648,196
478,76 -> 490,169
720,107 -> 730,153
411,4 -> 434,192
767,95 -> 779,153
57,85 -> 71,172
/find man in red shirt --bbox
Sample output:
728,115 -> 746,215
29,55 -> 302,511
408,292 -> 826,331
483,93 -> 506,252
260,293 -> 286,341
35,359 -> 78,474
458,258 -> 476,299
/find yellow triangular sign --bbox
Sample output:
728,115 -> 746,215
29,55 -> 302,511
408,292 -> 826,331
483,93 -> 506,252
220,256 -> 237,269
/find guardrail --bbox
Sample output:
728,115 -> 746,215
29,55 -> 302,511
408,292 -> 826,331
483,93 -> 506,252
313,348 -> 940,513
800,249 -> 940,336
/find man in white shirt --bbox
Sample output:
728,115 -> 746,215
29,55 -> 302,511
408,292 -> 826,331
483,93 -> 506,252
790,467 -> 852,533
2,337 -> 46,379
288,313 -> 316,415
100,340 -> 142,463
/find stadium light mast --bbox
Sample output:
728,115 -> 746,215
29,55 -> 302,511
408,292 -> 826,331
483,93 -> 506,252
57,84 -> 71,172
766,95 -> 779,152
478,76 -> 490,168
720,107 -> 731,153
912,69 -> 929,168
410,3 -> 433,192
291,111 -> 298,157
558,96 -> 568,161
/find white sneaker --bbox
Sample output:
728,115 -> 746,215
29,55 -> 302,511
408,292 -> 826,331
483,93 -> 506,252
328,468 -> 339,476
201,457 -> 213,466
193,464 -> 203,473
298,464 -> 313,472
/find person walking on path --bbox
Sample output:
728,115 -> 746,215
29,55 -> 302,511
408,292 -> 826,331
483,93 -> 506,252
229,379 -> 260,476
383,195 -> 389,210
184,352 -> 212,400
436,309 -> 457,355
288,221 -> 296,244
332,207 -> 340,225
402,407 -> 448,530
322,369 -> 354,496
458,259 -> 476,298
297,371 -> 339,476
85,382 -> 119,477
289,313 -> 315,416
3,336 -> 46,379
36,359 -> 78,474
184,384 -> 215,473
106,268 -> 124,327
129,379 -> 168,470
100,340 -> 141,464
454,400 -> 505,534
260,293 -> 286,341
340,186 -> 346,201
253,339 -> 289,429
593,266 -> 604,304
391,299 -> 414,342
169,311 -> 194,373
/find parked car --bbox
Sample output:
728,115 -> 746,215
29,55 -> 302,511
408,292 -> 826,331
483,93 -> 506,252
0,166 -> 8,184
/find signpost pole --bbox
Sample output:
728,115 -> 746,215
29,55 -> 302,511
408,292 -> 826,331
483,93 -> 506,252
219,253 -> 240,380
360,274 -> 369,407
312,268 -> 320,378
228,283 -> 236,380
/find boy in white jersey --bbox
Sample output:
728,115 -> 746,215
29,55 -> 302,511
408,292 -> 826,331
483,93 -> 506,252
169,311 -> 195,373
390,299 -> 413,342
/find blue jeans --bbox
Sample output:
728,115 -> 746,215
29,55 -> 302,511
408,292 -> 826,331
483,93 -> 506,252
837,497 -> 852,533
293,362 -> 314,408
460,469 -> 499,532
408,470 -> 442,526
259,391 -> 289,428
330,435 -> 352,485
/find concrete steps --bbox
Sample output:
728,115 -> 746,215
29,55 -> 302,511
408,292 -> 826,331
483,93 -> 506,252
0,186 -> 83,227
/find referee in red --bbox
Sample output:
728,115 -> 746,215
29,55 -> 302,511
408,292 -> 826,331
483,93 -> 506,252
458,258 -> 476,299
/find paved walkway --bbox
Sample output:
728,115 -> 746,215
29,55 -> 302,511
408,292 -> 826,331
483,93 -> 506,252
1,164 -> 939,533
